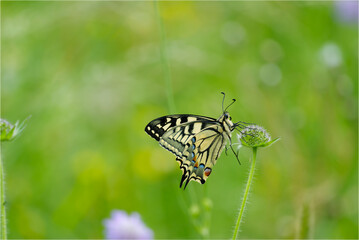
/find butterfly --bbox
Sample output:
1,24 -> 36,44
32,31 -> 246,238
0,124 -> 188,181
145,93 -> 247,189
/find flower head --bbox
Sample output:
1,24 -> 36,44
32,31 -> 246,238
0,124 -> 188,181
0,117 -> 30,142
237,125 -> 279,148
103,210 -> 153,239
334,1 -> 358,23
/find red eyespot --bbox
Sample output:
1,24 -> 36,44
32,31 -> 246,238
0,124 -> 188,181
204,168 -> 212,177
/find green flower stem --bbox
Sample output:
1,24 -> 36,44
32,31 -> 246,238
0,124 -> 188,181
0,156 -> 6,240
154,0 -> 176,113
232,147 -> 257,240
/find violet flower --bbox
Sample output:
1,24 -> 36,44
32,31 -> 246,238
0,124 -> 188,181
103,210 -> 153,239
334,1 -> 358,23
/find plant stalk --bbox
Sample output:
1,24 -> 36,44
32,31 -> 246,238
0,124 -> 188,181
154,0 -> 176,113
232,147 -> 257,240
0,156 -> 7,240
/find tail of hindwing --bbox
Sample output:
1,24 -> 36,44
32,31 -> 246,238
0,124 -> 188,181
176,157 -> 207,190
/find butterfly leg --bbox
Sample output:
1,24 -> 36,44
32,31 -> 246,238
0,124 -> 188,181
225,146 -> 229,156
228,138 -> 241,165
230,144 -> 241,165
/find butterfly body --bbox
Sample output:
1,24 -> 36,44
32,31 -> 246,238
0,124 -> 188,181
145,112 -> 236,189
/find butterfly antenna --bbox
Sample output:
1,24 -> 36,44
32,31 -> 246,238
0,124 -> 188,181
224,98 -> 236,112
221,92 -> 226,113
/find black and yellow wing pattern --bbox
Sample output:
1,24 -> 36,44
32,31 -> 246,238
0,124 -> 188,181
145,113 -> 235,189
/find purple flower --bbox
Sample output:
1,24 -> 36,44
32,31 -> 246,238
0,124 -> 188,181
334,1 -> 358,23
103,210 -> 153,239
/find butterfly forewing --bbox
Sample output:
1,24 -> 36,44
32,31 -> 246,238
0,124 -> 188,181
145,115 -> 216,141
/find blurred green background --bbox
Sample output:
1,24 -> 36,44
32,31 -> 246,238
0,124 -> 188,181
2,1 -> 358,239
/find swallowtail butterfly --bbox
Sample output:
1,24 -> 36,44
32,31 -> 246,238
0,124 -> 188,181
145,93 -> 246,189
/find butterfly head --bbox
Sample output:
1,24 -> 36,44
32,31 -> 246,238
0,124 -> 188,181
218,111 -> 235,131
220,92 -> 237,131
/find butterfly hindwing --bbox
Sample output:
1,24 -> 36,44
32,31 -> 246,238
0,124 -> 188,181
176,123 -> 227,189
